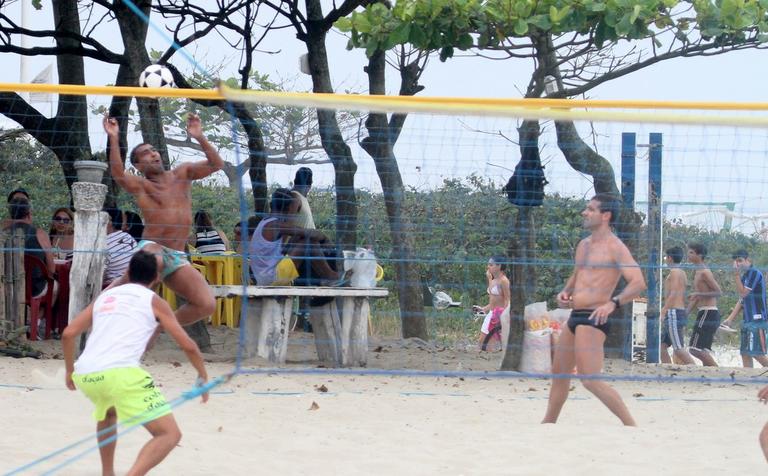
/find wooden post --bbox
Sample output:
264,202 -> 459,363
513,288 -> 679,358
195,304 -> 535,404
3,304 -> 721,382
68,182 -> 108,332
309,300 -> 343,367
0,232 -> 6,340
241,297 -> 290,362
12,231 -> 24,338
645,133 -> 663,364
340,297 -> 370,367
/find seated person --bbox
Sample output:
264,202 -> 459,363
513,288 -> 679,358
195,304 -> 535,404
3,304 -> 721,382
103,207 -> 137,286
192,210 -> 229,254
249,188 -> 344,286
123,210 -> 144,242
4,197 -> 56,299
2,187 -> 31,229
49,207 -> 75,261
232,222 -> 243,255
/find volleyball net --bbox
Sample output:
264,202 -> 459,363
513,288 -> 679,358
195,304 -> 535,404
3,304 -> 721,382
4,80 -> 768,473
1,82 -> 768,367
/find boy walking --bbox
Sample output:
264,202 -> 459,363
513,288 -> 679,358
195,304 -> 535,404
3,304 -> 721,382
63,250 -> 209,476
659,246 -> 695,365
721,249 -> 768,367
686,243 -> 722,366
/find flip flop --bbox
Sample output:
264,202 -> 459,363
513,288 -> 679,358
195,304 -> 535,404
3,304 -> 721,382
718,323 -> 737,333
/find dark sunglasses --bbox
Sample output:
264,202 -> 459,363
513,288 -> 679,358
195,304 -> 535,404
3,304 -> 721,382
53,216 -> 71,223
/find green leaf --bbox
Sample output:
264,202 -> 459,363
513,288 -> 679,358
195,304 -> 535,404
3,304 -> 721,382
411,25 -> 427,46
549,5 -> 558,23
439,45 -> 455,61
389,22 -> 412,45
630,5 -> 641,24
528,14 -> 552,30
365,41 -> 379,58
335,17 -> 352,32
616,14 -> 632,36
514,19 -> 529,35
354,12 -> 372,34
457,32 -> 474,49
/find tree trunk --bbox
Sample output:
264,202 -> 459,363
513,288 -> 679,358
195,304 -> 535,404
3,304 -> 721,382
501,120 -> 540,370
0,1 -> 92,196
305,1 -> 357,250
114,1 -> 170,170
501,208 -> 534,370
360,50 -> 427,339
232,105 -> 269,215
51,0 -> 93,196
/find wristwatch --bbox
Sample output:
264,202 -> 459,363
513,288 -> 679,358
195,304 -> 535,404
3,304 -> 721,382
611,296 -> 621,308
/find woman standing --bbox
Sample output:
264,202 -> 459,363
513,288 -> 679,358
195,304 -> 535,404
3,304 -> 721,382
473,256 -> 511,351
49,207 -> 75,261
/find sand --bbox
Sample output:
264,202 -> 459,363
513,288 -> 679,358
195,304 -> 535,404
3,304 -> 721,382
1,328 -> 767,475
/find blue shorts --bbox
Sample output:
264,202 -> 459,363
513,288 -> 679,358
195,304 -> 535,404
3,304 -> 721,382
137,240 -> 190,279
661,309 -> 688,350
741,321 -> 768,356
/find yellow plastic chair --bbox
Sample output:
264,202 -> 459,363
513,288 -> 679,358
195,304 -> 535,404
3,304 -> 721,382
192,254 -> 240,327
157,283 -> 178,310
228,255 -> 243,328
192,255 -> 224,326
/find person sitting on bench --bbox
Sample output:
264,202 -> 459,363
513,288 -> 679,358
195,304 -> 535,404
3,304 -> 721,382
249,188 -> 346,287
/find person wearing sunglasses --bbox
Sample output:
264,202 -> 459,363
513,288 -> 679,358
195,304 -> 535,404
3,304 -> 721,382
49,207 -> 75,261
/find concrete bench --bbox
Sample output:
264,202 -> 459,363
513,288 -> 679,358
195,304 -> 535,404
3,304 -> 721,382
210,285 -> 389,367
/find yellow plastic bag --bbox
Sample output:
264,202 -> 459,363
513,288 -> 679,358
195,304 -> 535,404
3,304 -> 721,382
273,256 -> 299,285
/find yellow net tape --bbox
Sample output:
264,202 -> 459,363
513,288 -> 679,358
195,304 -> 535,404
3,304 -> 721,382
2,82 -> 768,127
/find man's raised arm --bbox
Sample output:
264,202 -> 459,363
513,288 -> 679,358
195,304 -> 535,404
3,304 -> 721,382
181,113 -> 224,180
103,116 -> 142,194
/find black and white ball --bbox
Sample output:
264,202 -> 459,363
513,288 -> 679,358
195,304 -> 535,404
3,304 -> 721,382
138,64 -> 175,88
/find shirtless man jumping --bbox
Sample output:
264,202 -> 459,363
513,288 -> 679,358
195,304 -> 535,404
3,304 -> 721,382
686,243 -> 722,367
542,193 -> 646,426
103,113 -> 220,326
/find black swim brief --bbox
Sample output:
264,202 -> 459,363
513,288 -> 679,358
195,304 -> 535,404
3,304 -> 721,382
567,309 -> 611,336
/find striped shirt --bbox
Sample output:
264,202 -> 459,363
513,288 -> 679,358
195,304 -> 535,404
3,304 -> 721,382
104,231 -> 137,284
195,229 -> 226,254
741,266 -> 766,323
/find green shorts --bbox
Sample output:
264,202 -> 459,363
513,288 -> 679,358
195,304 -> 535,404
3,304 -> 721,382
137,240 -> 190,279
73,367 -> 171,425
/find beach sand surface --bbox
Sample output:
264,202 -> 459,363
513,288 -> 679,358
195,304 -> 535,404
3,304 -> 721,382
1,328 -> 766,475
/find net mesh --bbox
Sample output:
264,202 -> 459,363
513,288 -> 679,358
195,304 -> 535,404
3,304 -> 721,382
3,82 -> 768,472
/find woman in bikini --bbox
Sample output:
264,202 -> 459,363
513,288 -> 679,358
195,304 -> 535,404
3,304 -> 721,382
473,256 -> 511,351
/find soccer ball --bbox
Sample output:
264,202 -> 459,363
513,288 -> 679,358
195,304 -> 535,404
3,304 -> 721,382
138,64 -> 175,88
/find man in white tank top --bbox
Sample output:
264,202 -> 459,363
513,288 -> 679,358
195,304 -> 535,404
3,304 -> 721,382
63,249 -> 209,475
290,167 -> 315,230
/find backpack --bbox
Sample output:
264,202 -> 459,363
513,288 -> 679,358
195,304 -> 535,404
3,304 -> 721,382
504,145 -> 548,207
